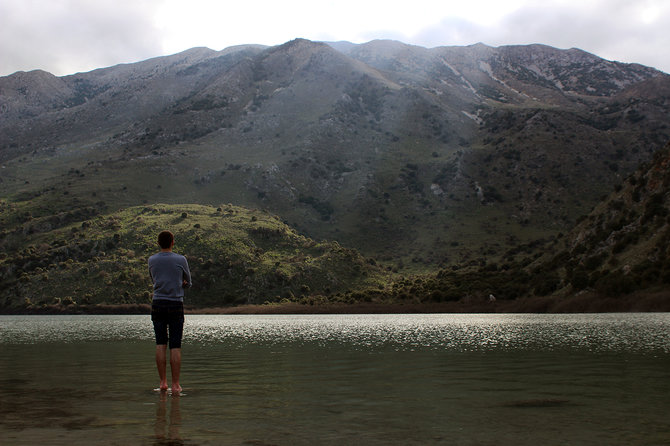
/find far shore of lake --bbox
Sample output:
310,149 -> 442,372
2,290 -> 669,315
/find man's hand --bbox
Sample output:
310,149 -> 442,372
182,280 -> 189,288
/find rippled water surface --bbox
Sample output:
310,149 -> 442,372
2,313 -> 670,445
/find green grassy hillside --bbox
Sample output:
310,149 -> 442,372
0,203 -> 387,310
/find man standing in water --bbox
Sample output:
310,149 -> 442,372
149,230 -> 192,394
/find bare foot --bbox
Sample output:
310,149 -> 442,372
171,384 -> 182,394
159,381 -> 169,392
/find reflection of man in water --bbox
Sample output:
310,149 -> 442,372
148,230 -> 192,393
155,390 -> 182,443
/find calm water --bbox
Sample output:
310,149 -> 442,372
1,313 -> 670,445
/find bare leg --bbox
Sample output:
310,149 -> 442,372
170,348 -> 182,393
156,345 -> 168,391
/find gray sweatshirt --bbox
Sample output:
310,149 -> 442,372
148,251 -> 192,302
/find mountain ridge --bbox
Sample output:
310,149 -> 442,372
1,38 -> 669,272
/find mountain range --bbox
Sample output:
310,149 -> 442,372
1,38 -> 670,310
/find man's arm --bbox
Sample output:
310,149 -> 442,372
148,258 -> 154,283
182,257 -> 192,289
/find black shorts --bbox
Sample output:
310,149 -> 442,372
151,300 -> 184,349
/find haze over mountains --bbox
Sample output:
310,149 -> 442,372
2,38 -> 670,271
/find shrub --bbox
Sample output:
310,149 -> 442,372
570,270 -> 590,291
533,274 -> 561,296
594,271 -> 635,296
584,253 -> 606,271
642,193 -> 667,223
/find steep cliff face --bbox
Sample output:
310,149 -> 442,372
1,39 -> 669,266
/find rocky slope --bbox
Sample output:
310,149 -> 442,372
535,141 -> 670,297
358,143 -> 670,311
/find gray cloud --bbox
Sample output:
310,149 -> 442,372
413,18 -> 486,48
412,1 -> 670,73
497,1 -> 670,72
0,0 -> 164,76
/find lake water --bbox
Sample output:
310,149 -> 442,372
1,313 -> 670,445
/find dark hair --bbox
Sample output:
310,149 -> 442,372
157,231 -> 174,249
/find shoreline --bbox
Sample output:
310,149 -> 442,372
2,291 -> 669,315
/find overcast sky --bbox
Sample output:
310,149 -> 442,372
1,0 -> 669,77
